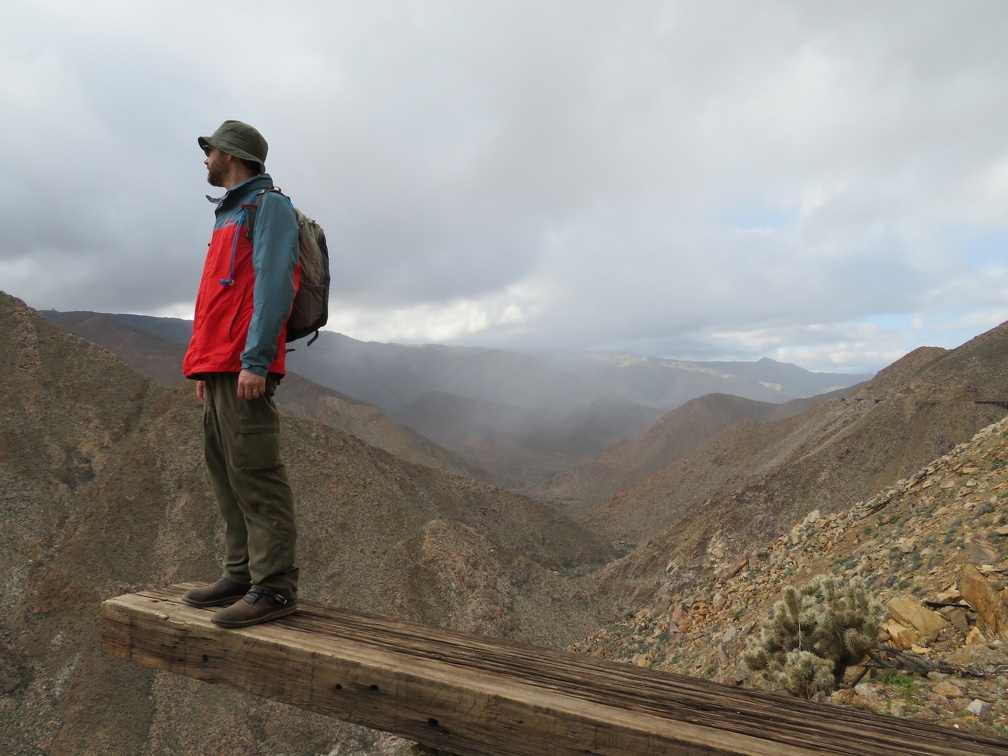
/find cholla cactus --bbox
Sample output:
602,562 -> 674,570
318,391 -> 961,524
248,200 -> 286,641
742,575 -> 884,698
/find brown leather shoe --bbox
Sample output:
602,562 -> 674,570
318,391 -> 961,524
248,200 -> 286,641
182,578 -> 251,608
211,586 -> 297,628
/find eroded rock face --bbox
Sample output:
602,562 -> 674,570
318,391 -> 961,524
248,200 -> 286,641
960,563 -> 1008,638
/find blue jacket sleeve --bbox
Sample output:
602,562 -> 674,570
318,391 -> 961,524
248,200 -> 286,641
242,191 -> 299,375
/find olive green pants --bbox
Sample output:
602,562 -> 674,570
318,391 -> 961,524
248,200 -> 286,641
202,373 -> 298,598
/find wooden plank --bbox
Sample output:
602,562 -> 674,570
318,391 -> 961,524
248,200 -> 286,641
100,585 -> 1008,756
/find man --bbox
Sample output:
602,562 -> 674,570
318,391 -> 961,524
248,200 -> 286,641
181,120 -> 301,627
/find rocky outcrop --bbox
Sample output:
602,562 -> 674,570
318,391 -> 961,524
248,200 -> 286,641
960,563 -> 1008,638
886,595 -> 951,650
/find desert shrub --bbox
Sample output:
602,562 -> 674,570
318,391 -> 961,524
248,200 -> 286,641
742,574 -> 884,699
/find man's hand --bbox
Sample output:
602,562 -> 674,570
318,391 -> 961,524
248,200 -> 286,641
237,369 -> 267,401
196,380 -> 205,403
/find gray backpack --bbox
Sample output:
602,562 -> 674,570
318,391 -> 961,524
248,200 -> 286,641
245,187 -> 330,345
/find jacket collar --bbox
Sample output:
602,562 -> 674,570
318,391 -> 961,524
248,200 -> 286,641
205,173 -> 275,207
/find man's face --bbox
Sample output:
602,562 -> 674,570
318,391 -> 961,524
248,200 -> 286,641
204,146 -> 228,187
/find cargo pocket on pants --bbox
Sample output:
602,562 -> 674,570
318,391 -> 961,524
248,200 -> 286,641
235,409 -> 281,472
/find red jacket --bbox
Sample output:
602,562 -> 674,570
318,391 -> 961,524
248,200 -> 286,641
183,175 -> 299,378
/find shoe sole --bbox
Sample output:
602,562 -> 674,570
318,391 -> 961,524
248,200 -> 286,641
181,595 -> 248,608
211,604 -> 298,628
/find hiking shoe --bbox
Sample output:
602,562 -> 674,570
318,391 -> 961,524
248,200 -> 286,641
211,586 -> 297,628
182,578 -> 251,608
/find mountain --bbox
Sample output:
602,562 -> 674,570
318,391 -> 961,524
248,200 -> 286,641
534,387 -> 860,515
584,323 -> 1008,608
2,292 -> 614,754
39,310 -> 872,488
576,415 -> 1008,738
285,336 -> 870,470
40,309 -> 187,386
9,290 -> 1008,748
40,309 -> 493,484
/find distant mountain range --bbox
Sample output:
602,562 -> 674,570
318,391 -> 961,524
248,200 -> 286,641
40,310 -> 872,488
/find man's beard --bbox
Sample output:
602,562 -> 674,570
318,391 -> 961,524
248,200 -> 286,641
206,162 -> 226,187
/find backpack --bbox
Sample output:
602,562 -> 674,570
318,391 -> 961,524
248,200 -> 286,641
245,187 -> 330,345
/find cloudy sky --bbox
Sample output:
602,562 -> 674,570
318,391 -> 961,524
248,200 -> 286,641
3,0 -> 1007,373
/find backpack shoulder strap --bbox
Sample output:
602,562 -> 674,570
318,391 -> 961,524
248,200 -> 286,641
242,186 -> 285,242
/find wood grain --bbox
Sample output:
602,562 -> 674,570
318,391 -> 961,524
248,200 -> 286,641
100,585 -> 1008,755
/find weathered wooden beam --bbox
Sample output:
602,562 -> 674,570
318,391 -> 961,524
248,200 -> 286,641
100,585 -> 1008,756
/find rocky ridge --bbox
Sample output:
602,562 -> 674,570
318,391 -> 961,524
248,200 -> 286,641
576,416 -> 1008,740
40,308 -> 496,484
535,391 -> 844,514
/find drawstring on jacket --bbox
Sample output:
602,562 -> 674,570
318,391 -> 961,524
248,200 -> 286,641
219,207 -> 248,287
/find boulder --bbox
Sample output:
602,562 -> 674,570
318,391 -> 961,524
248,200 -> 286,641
965,626 -> 986,645
887,595 -> 950,640
965,535 -> 999,564
935,585 -> 962,603
959,563 -> 1008,638
670,602 -> 690,625
932,680 -> 963,697
883,619 -> 919,650
966,699 -> 992,719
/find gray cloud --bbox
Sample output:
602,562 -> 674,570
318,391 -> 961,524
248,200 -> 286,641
3,0 -> 1007,373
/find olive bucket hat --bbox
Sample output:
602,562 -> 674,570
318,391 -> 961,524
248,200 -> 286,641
198,120 -> 268,171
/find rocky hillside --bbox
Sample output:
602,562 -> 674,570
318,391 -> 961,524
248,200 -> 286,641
0,292 -> 614,755
42,310 -> 870,489
535,389 -> 856,514
581,325 -> 1008,605
576,417 -> 1008,741
278,374 -> 497,483
16,291 -> 1008,751
42,309 -> 495,484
